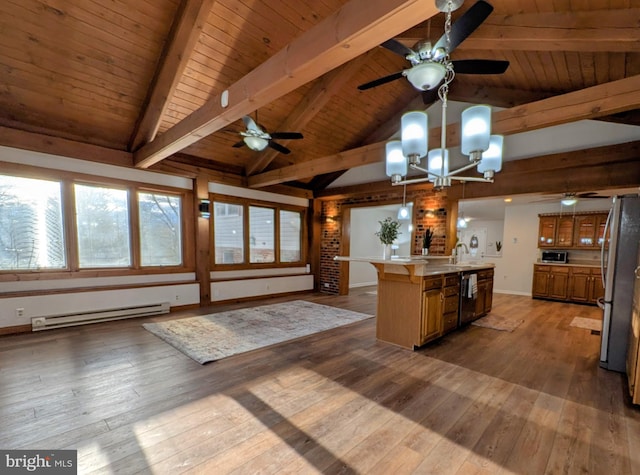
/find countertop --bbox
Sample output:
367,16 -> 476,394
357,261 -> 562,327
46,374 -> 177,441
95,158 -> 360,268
334,256 -> 495,276
535,260 -> 602,268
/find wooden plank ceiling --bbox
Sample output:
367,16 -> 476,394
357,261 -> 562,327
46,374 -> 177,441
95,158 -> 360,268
0,0 -> 638,194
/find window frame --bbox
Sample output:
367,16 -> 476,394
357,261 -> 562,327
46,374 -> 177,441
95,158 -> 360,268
210,194 -> 307,270
0,163 -> 194,280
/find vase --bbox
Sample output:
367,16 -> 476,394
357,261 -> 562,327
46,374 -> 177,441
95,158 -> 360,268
422,248 -> 429,256
383,244 -> 392,260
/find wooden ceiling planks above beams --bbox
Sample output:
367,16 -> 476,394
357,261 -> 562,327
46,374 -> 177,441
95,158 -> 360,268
133,0 -> 441,169
398,9 -> 640,52
247,74 -> 640,188
245,53 -> 371,176
129,0 -> 217,152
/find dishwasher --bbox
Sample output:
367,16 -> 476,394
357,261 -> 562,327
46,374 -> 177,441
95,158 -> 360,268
459,272 -> 478,326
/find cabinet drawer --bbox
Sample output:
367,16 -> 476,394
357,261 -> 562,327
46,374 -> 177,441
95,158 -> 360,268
571,267 -> 591,275
423,277 -> 443,291
550,266 -> 569,274
443,284 -> 460,297
534,264 -> 551,273
443,312 -> 458,333
444,296 -> 459,314
444,275 -> 459,287
478,269 -> 494,280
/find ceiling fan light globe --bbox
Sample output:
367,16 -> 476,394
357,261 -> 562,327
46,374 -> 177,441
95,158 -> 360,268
406,62 -> 446,91
561,198 -> 578,206
244,136 -> 269,151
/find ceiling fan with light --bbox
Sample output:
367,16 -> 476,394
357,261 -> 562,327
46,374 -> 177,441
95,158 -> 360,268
536,192 -> 611,206
231,115 -> 303,155
357,0 -> 509,105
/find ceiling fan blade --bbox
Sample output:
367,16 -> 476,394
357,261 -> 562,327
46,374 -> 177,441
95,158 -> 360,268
270,132 -> 303,140
380,39 -> 414,58
451,59 -> 509,74
267,141 -> 291,155
432,0 -> 493,55
232,140 -> 246,148
242,115 -> 259,131
357,71 -> 405,91
421,87 -> 440,106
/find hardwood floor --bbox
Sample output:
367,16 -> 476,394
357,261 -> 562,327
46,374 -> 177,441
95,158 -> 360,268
1,290 -> 639,474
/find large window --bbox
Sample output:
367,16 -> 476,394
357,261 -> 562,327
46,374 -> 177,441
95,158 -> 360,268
0,175 -> 65,270
139,192 -> 182,266
75,184 -> 131,268
0,170 -> 188,273
213,198 -> 304,267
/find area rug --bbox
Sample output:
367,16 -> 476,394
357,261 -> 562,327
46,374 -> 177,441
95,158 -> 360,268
472,313 -> 524,332
570,316 -> 602,332
143,300 -> 372,364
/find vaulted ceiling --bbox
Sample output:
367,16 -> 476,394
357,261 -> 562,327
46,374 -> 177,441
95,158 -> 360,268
1,0 -> 639,195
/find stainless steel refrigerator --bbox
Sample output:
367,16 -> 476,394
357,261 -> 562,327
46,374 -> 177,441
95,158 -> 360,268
600,194 -> 640,372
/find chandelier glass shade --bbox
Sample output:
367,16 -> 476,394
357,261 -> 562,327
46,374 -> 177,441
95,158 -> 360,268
427,148 -> 450,182
385,140 -> 407,182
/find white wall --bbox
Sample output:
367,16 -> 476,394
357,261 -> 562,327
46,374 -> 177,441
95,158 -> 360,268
348,204 -> 413,288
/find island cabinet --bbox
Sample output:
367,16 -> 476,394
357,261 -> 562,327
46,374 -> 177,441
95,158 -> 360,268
442,274 -> 460,334
477,268 -> 494,315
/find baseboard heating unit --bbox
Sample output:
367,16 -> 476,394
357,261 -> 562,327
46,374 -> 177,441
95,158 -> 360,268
31,302 -> 171,331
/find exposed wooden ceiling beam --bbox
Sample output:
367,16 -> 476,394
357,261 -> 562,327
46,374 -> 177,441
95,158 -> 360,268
0,126 -> 133,167
133,0 -> 441,169
248,74 -> 640,188
399,9 -> 640,52
129,0 -> 216,152
245,54 -> 370,176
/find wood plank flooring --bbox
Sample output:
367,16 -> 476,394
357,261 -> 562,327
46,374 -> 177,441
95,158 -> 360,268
1,290 -> 639,474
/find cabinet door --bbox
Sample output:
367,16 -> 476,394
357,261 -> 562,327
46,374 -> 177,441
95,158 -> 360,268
549,269 -> 569,300
595,214 -> 608,248
532,269 -> 550,297
420,289 -> 442,345
570,270 -> 591,302
484,278 -> 493,313
475,281 -> 487,318
573,215 -> 597,248
538,216 -> 557,247
556,216 -> 574,248
589,270 -> 605,304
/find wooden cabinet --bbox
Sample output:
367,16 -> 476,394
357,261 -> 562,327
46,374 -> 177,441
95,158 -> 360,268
420,277 -> 443,345
556,217 -> 574,248
548,266 -> 570,300
441,274 -> 460,334
533,264 -> 603,305
475,269 -> 494,317
538,216 -> 558,247
532,265 -> 551,297
537,212 -> 608,249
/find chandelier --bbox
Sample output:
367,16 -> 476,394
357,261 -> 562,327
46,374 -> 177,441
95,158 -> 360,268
385,0 -> 503,188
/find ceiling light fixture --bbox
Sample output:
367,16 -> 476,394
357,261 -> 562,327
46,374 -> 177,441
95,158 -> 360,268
243,135 -> 269,151
561,197 -> 578,206
385,0 -> 503,189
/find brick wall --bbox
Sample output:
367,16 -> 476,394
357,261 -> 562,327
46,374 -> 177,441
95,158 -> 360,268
319,188 -> 449,295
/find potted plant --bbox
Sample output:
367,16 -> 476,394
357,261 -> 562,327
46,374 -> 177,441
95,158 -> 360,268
376,217 -> 401,259
422,227 -> 433,256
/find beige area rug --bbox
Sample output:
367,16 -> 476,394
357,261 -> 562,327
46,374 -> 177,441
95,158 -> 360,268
472,313 -> 524,332
143,300 -> 372,364
570,316 -> 602,332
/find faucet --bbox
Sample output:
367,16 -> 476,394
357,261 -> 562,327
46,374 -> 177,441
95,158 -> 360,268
454,242 -> 469,264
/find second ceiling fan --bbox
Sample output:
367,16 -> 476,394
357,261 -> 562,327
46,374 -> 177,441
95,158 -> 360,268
232,115 -> 303,155
357,0 -> 509,104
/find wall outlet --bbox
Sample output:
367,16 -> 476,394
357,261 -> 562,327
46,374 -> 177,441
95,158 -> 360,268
175,295 -> 180,301
324,283 -> 329,288
16,308 -> 24,317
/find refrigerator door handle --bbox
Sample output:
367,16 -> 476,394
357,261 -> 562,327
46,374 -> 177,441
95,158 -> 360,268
601,207 -> 613,289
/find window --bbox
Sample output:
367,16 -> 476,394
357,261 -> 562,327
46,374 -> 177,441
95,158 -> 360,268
212,198 -> 304,267
139,192 -> 182,266
249,206 -> 275,263
0,175 -> 65,270
280,210 -> 301,262
213,201 -> 244,264
75,184 -> 131,268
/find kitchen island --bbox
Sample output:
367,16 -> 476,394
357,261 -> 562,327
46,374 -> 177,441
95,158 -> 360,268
335,256 -> 495,349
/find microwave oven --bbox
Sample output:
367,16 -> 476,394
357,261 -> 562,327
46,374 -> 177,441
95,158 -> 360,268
541,250 -> 568,263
